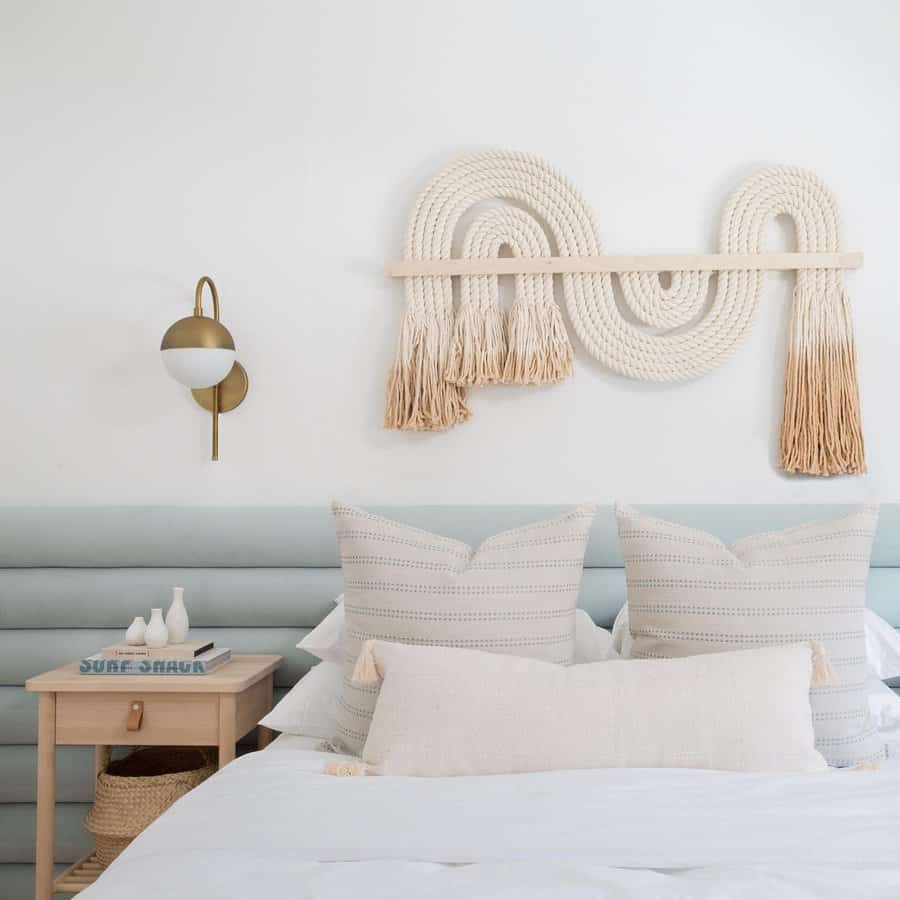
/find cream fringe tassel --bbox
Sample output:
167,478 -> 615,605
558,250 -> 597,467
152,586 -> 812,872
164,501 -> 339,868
503,298 -> 574,385
323,760 -> 373,777
351,639 -> 382,686
384,304 -> 469,431
445,303 -> 508,386
808,639 -> 837,688
850,760 -> 882,771
780,288 -> 866,476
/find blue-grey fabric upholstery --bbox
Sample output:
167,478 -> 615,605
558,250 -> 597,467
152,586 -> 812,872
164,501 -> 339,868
2,504 -> 899,899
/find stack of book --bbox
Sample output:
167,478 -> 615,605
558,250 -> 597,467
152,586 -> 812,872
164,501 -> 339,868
80,640 -> 232,675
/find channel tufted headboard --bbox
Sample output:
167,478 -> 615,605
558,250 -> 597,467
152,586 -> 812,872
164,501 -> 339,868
2,504 -> 899,899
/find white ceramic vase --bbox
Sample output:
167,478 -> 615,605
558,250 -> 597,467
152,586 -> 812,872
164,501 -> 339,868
125,616 -> 146,646
144,608 -> 169,648
165,587 -> 190,644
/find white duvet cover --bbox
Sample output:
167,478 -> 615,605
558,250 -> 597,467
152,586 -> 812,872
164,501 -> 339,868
81,736 -> 900,899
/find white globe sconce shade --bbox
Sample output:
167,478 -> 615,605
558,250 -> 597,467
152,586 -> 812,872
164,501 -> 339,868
160,277 -> 248,461
161,344 -> 235,388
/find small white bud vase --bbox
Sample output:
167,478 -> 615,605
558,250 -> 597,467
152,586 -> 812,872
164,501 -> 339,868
125,616 -> 146,646
144,608 -> 169,648
165,587 -> 190,644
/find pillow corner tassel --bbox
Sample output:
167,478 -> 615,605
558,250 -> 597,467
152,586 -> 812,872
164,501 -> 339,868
807,639 -> 837,688
351,639 -> 382,686
780,282 -> 866,477
323,760 -> 373,777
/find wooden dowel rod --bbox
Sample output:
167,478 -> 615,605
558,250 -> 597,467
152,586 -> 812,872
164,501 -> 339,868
384,252 -> 863,278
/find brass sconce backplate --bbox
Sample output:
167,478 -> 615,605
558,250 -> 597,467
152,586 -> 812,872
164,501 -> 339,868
191,362 -> 249,413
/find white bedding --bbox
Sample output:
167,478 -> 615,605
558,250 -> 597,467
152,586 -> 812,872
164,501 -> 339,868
80,735 -> 900,899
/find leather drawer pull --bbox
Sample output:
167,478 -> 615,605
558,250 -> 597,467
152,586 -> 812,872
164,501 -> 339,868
126,701 -> 144,731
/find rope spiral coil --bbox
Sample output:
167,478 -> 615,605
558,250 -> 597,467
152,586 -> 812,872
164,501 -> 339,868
385,150 -> 865,475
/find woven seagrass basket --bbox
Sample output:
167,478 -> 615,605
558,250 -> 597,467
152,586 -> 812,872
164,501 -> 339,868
84,746 -> 216,865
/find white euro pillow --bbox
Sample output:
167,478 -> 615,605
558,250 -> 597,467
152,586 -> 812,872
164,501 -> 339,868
296,594 -> 345,665
353,640 -> 828,777
258,660 -> 341,738
864,609 -> 900,680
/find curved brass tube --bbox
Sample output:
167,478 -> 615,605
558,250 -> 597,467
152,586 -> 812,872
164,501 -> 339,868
193,276 -> 221,321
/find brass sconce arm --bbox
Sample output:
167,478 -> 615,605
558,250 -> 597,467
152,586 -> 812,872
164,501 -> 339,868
194,275 -> 221,320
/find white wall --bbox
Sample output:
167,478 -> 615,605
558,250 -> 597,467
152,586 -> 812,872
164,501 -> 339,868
2,0 -> 898,506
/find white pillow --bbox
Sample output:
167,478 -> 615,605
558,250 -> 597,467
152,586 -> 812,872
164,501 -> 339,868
258,660 -> 341,738
300,599 -> 619,666
355,640 -> 828,776
296,594 -> 344,665
867,676 -> 900,731
865,610 -> 900,679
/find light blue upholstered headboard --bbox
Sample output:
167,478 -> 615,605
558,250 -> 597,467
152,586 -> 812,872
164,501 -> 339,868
2,504 -> 898,899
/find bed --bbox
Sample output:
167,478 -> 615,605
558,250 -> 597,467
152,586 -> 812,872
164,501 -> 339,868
4,504 -> 900,899
78,733 -> 900,899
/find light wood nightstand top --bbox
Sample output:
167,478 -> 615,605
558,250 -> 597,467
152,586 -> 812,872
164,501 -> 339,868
26,654 -> 281,694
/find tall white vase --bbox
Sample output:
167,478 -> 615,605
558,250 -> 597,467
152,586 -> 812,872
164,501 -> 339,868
165,587 -> 190,644
144,608 -> 169,649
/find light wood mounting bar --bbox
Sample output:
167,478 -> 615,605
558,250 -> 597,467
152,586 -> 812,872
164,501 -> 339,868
384,252 -> 863,278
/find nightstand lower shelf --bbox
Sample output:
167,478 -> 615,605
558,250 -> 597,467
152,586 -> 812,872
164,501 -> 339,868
53,853 -> 106,894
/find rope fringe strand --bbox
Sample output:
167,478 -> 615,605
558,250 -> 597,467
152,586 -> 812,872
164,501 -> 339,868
780,287 -> 866,475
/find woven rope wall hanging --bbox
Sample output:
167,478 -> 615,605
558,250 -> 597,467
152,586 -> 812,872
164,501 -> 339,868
384,150 -> 866,476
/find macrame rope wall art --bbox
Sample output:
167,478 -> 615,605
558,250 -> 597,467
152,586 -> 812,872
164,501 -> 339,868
383,150 -> 866,477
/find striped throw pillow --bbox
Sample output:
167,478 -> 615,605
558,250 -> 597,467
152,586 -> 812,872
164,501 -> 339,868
332,502 -> 597,754
615,503 -> 883,767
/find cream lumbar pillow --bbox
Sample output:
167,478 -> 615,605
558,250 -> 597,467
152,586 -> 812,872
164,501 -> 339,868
331,503 -> 597,754
346,639 -> 829,777
615,503 -> 882,767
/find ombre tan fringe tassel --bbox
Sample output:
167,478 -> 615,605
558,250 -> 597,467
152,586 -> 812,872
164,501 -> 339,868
384,301 -> 469,431
503,298 -> 574,385
445,302 -> 508,386
780,287 -> 866,476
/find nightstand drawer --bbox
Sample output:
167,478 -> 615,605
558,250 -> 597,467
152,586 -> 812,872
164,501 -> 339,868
56,692 -> 219,745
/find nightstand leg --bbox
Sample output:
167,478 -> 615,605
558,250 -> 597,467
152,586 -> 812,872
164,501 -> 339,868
35,693 -> 56,900
218,694 -> 237,767
257,675 -> 275,749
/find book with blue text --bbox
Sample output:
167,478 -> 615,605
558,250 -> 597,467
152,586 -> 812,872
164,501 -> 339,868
80,648 -> 231,675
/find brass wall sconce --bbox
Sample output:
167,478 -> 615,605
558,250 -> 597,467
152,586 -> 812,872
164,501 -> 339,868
160,276 -> 248,460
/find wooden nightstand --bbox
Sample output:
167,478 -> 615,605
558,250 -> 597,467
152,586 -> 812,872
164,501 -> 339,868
25,654 -> 281,899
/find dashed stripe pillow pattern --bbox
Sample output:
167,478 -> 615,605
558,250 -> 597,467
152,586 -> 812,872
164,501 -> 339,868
615,503 -> 883,767
332,502 -> 597,754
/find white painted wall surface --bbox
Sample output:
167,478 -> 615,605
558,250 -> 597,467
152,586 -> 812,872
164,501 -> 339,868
1,0 -> 898,505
